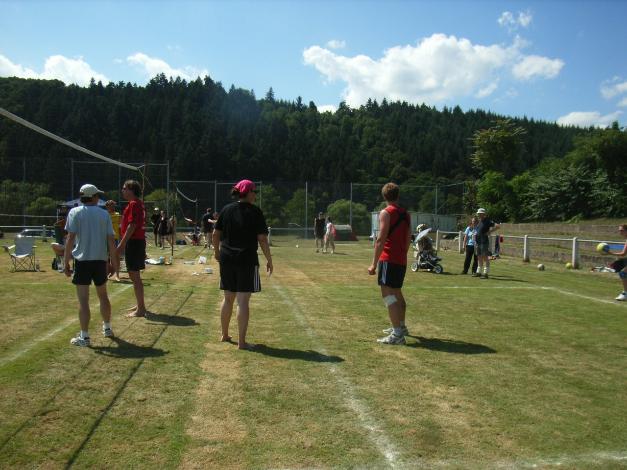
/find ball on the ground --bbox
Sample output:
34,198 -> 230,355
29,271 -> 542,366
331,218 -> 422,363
295,244 -> 299,248
596,242 -> 610,254
565,262 -> 573,269
537,263 -> 545,271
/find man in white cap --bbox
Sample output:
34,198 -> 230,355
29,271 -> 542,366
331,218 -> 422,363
474,208 -> 500,279
64,184 -> 119,346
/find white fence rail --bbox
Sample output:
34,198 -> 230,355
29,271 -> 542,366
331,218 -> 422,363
434,231 -> 623,269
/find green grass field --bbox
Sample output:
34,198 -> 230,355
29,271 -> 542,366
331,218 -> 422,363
1,237 -> 626,469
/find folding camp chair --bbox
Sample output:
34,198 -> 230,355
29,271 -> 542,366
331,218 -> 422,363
7,238 -> 38,272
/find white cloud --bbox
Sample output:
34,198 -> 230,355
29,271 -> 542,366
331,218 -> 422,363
557,110 -> 623,128
601,78 -> 627,99
303,33 -> 562,107
0,53 -> 108,86
326,39 -> 346,50
476,81 -> 499,98
317,104 -> 337,113
126,52 -> 208,81
512,55 -> 564,80
618,97 -> 627,108
498,10 -> 533,30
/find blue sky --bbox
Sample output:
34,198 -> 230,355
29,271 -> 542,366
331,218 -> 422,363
1,1 -> 626,127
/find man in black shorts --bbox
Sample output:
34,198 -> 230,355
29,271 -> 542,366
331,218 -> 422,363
64,184 -> 119,346
201,208 -> 215,248
212,179 -> 273,350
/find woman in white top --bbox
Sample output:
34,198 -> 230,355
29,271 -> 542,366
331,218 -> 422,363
324,217 -> 336,254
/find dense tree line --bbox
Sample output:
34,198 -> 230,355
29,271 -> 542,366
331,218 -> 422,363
0,75 -> 624,225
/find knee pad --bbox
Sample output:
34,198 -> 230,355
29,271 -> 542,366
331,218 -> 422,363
383,295 -> 397,307
619,270 -> 627,279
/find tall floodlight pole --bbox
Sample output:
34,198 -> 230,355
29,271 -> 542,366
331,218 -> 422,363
349,183 -> 353,228
166,162 -> 170,217
434,185 -> 438,216
305,181 -> 308,240
213,180 -> 217,212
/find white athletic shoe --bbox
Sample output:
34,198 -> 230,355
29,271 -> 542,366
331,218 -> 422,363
103,326 -> 114,338
70,334 -> 91,347
382,326 -> 409,336
616,292 -> 627,301
377,334 -> 406,345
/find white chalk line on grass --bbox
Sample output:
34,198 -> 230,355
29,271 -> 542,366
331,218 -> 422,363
0,284 -> 132,367
273,285 -> 404,470
411,285 -> 625,306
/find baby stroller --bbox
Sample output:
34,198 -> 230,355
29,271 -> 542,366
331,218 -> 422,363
410,225 -> 443,274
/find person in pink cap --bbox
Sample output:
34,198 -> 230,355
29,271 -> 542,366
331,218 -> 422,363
212,179 -> 273,350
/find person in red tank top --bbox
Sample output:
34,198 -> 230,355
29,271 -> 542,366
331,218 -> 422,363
368,183 -> 412,345
116,179 -> 150,318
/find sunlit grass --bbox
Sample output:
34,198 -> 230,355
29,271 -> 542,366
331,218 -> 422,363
0,237 -> 625,469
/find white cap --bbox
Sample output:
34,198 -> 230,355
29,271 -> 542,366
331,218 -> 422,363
476,207 -> 487,214
80,184 -> 104,197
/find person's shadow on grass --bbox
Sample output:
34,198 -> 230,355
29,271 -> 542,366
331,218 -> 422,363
145,312 -> 198,326
250,344 -> 344,363
92,337 -> 168,359
406,336 -> 496,354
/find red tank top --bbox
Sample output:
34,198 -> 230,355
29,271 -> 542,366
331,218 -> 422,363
379,204 -> 409,265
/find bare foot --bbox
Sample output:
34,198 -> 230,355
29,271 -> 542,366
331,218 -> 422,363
238,343 -> 255,351
220,335 -> 232,342
126,311 -> 145,318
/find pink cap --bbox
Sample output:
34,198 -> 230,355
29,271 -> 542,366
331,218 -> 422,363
233,179 -> 256,196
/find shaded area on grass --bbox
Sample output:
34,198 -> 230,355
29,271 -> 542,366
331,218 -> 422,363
250,344 -> 344,363
145,312 -> 198,327
407,336 -> 496,354
91,337 -> 168,359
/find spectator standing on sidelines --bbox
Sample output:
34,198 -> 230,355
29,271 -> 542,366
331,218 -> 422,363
474,208 -> 500,279
150,207 -> 161,247
368,182 -> 412,345
117,180 -> 150,318
212,179 -> 273,350
313,212 -> 326,253
64,184 -> 119,346
462,216 -> 478,275
324,217 -> 336,254
201,208 -> 215,248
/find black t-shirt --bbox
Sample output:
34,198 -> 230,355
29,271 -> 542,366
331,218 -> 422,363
151,213 -> 160,228
475,218 -> 495,244
314,217 -> 325,237
215,201 -> 268,266
201,212 -> 213,232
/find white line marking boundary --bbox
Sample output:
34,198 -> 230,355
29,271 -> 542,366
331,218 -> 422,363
273,285 -> 403,469
0,284 -> 132,367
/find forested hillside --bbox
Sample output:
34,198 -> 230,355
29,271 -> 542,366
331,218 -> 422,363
0,75 -> 625,222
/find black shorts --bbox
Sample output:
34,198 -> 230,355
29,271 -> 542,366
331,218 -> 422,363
475,241 -> 490,256
125,239 -> 146,271
73,260 -> 108,286
377,261 -> 406,289
219,263 -> 261,293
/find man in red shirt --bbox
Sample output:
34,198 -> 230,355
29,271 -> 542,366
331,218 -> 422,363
368,183 -> 412,345
117,179 -> 149,318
